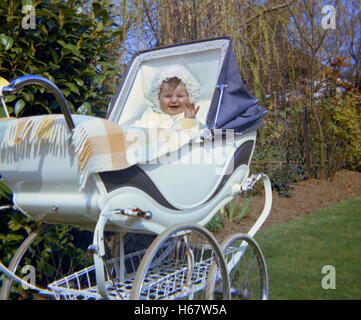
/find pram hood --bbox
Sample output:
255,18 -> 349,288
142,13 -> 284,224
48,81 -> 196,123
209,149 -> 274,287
206,38 -> 267,133
106,36 -> 266,134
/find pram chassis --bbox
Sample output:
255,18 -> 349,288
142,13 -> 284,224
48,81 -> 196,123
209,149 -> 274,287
1,172 -> 272,300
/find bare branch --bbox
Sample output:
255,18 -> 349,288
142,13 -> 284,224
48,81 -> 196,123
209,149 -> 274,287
242,0 -> 297,26
141,0 -> 159,45
282,0 -> 312,48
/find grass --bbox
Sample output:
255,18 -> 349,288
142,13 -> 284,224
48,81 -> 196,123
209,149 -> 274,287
254,196 -> 361,300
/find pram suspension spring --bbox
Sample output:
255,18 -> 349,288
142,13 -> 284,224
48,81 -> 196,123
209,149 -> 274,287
241,173 -> 267,192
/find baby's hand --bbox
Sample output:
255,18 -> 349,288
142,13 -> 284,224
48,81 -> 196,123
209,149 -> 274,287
184,103 -> 200,119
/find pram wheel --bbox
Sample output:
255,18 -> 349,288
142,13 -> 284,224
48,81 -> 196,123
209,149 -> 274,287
130,223 -> 230,300
206,233 -> 268,300
1,223 -> 93,300
1,223 -> 52,300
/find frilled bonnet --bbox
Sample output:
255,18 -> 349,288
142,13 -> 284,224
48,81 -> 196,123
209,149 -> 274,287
149,65 -> 200,109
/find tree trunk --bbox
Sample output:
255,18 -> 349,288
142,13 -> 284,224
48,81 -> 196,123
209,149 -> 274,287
303,106 -> 311,178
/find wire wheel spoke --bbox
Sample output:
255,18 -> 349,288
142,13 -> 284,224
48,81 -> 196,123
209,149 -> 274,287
207,233 -> 268,300
1,224 -> 93,300
131,223 -> 230,300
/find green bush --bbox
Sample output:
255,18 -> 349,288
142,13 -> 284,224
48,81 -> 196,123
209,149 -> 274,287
0,0 -> 124,118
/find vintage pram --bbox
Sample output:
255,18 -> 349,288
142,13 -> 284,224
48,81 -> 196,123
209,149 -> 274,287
0,36 -> 272,300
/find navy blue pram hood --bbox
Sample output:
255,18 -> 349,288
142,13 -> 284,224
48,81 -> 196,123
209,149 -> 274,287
206,37 -> 267,133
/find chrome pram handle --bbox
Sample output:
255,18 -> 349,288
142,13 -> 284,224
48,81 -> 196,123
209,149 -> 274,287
1,75 -> 75,130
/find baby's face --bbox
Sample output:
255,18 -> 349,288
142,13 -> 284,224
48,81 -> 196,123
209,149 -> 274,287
159,83 -> 190,115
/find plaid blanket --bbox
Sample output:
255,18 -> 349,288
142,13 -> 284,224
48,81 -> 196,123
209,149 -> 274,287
0,115 -> 201,190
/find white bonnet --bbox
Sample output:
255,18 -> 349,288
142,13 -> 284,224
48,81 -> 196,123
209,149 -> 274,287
150,65 -> 200,109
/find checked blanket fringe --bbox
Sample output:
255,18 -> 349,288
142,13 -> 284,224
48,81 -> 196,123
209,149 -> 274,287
0,115 -> 201,190
0,115 -> 69,163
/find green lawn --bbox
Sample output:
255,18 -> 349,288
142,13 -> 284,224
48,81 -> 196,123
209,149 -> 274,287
254,196 -> 361,300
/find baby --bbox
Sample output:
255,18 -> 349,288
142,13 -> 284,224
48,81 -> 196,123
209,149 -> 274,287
133,65 -> 201,129
158,76 -> 199,119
